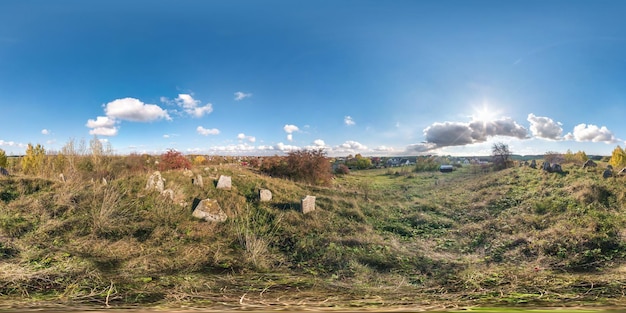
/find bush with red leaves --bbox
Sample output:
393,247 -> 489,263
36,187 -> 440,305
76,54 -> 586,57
159,149 -> 191,171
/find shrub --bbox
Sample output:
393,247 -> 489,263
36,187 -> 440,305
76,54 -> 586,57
335,164 -> 350,175
159,149 -> 191,171
260,149 -> 332,185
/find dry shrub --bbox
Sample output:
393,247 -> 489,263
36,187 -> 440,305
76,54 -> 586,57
260,149 -> 331,186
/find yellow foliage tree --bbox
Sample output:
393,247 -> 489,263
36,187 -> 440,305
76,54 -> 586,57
609,146 -> 626,169
193,155 -> 207,165
0,148 -> 7,168
22,143 -> 46,175
574,150 -> 588,164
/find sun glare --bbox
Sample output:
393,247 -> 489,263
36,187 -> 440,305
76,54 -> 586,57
471,103 -> 501,122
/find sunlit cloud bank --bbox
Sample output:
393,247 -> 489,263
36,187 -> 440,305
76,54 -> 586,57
405,113 -> 621,155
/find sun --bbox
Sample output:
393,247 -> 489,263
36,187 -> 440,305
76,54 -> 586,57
471,103 -> 501,122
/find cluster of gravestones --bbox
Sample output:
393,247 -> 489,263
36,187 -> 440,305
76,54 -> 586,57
541,161 -> 563,173
519,158 -> 625,179
145,171 -> 316,223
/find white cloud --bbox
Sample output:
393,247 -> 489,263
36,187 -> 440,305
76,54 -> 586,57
237,133 -> 256,143
41,129 -> 49,135
564,123 -> 619,143
275,142 -> 300,151
527,113 -> 563,140
176,94 -> 213,118
89,127 -> 119,136
197,126 -> 220,136
234,91 -> 252,101
283,124 -> 299,133
86,116 -> 116,128
163,134 -> 170,138
284,124 -> 299,142
344,116 -> 355,126
313,139 -> 326,147
338,140 -> 367,151
105,97 -> 171,122
0,140 -> 25,148
374,145 -> 395,152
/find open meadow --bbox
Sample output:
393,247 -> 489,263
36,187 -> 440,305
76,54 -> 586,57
1,152 -> 625,311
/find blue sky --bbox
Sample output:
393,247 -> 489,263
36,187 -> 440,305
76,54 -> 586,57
2,0 -> 626,157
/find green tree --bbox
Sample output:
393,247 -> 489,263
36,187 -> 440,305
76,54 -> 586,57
0,148 -> 7,168
22,143 -> 46,175
609,146 -> 626,169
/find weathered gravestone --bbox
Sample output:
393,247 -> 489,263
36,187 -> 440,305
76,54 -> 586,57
618,167 -> 626,176
192,198 -> 227,222
192,174 -> 204,188
146,171 -> 165,193
259,189 -> 272,202
0,167 -> 9,176
582,159 -> 597,169
301,195 -> 316,214
216,175 -> 232,190
59,173 -> 65,182
551,163 -> 563,173
603,169 -> 613,179
161,189 -> 174,201
529,160 -> 537,169
542,161 -> 551,172
607,164 -> 613,170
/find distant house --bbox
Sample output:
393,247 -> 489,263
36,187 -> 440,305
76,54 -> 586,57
439,165 -> 454,173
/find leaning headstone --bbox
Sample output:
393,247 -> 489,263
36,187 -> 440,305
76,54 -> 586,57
161,189 -> 174,201
59,173 -> 66,182
542,161 -> 552,172
259,189 -> 272,202
551,163 -> 563,173
146,171 -> 165,193
582,159 -> 597,169
603,169 -> 613,179
529,160 -> 537,169
216,175 -> 232,190
0,167 -> 9,176
102,178 -> 108,185
618,167 -> 626,176
192,199 -> 227,222
192,174 -> 204,188
301,195 -> 316,214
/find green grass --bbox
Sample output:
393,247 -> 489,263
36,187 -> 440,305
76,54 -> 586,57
0,160 -> 625,309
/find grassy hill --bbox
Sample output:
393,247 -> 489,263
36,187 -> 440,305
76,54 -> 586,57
1,160 -> 625,309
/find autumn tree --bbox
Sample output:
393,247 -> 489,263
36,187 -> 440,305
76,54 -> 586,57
159,149 -> 191,171
22,143 -> 46,175
0,148 -> 7,168
491,142 -> 512,170
609,146 -> 626,169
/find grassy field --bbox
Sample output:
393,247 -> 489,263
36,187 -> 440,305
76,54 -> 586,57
1,158 -> 625,310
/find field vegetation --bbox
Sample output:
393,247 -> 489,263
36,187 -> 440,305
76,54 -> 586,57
0,139 -> 625,310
